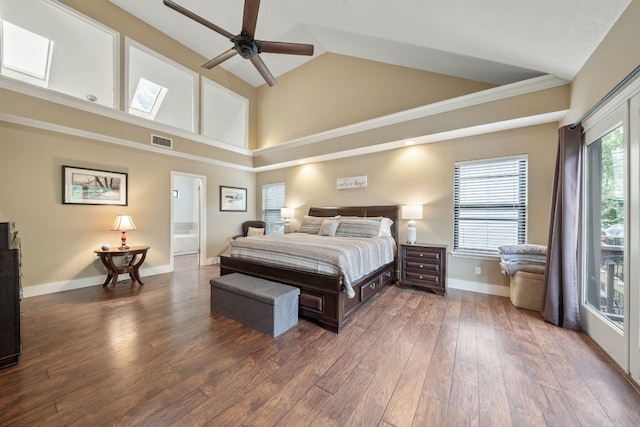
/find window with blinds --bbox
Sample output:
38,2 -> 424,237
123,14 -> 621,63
454,156 -> 527,254
262,182 -> 285,234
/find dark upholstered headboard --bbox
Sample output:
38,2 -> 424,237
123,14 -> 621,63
307,205 -> 399,241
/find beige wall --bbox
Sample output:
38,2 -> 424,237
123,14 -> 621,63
0,123 -> 256,289
565,0 -> 640,125
257,123 -> 558,290
256,53 -> 494,147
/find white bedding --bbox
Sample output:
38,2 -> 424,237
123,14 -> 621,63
230,233 -> 397,298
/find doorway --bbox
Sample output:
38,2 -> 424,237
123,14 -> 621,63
581,91 -> 640,385
171,172 -> 206,267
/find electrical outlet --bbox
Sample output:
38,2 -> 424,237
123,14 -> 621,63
475,266 -> 481,275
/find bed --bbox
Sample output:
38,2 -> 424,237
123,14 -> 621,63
219,205 -> 399,332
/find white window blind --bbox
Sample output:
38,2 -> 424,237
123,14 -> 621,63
454,156 -> 527,253
262,182 -> 285,234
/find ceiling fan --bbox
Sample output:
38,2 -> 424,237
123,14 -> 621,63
163,0 -> 314,87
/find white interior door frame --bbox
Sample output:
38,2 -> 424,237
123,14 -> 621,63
171,171 -> 207,266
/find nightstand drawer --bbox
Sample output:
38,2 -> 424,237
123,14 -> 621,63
404,248 -> 441,261
404,270 -> 440,285
404,259 -> 440,272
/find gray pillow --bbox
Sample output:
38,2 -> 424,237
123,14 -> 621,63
335,217 -> 382,238
298,216 -> 326,234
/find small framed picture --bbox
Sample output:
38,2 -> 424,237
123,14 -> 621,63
62,166 -> 128,205
220,186 -> 247,212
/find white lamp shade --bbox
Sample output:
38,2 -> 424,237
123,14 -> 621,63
401,205 -> 423,220
111,215 -> 137,231
280,207 -> 294,219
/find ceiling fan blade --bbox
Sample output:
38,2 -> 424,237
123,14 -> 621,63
202,48 -> 239,69
250,55 -> 277,87
242,0 -> 260,37
163,0 -> 234,40
260,41 -> 314,56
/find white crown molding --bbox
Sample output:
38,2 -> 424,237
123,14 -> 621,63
0,75 -> 252,156
253,110 -> 567,172
254,74 -> 568,156
1,73 -> 568,172
0,112 -> 254,171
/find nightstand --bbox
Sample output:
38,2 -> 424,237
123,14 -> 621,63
399,243 -> 447,295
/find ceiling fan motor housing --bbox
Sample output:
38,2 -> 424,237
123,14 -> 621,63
163,0 -> 313,85
233,33 -> 259,59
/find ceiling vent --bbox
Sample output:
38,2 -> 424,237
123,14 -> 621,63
151,134 -> 173,149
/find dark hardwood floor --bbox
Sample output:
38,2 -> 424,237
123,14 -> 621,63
2,254 -> 639,426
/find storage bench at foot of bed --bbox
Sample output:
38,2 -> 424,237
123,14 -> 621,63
210,273 -> 300,337
219,255 -> 395,333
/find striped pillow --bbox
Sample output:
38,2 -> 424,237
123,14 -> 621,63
335,217 -> 382,238
299,216 -> 331,234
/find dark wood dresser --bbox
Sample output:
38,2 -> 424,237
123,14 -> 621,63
399,243 -> 447,295
0,222 -> 21,369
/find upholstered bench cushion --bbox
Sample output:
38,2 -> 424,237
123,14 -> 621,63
210,273 -> 299,337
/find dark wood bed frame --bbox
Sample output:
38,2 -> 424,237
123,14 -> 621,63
219,205 -> 399,333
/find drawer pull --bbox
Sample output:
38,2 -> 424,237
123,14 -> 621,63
370,283 -> 376,290
419,264 -> 424,268
419,275 -> 423,279
419,253 -> 424,257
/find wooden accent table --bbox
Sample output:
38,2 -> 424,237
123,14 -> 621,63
94,246 -> 150,288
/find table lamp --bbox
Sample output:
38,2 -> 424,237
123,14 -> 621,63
280,207 -> 294,225
111,215 -> 137,249
401,205 -> 423,244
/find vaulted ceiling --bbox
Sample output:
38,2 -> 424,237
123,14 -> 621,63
111,0 -> 631,87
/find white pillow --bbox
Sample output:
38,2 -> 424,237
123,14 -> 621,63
379,217 -> 394,237
318,219 -> 340,236
246,226 -> 265,237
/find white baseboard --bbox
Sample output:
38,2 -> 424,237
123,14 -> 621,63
22,264 -> 173,298
447,278 -> 510,297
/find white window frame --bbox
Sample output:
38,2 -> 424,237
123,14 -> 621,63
453,155 -> 528,255
1,20 -> 53,82
0,0 -> 119,108
124,38 -> 198,133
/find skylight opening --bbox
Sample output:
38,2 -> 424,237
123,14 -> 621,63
1,20 -> 53,81
129,77 -> 168,120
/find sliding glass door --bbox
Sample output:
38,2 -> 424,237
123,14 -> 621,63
582,106 -> 627,368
